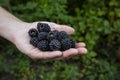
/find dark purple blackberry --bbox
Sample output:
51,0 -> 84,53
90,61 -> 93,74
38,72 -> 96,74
30,37 -> 39,47
37,40 -> 49,51
61,38 -> 76,51
28,28 -> 38,37
49,39 -> 61,51
37,23 -> 51,32
57,31 -> 67,40
47,31 -> 58,41
38,32 -> 48,41
69,38 -> 76,48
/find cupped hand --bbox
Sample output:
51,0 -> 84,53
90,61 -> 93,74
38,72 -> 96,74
13,21 -> 87,60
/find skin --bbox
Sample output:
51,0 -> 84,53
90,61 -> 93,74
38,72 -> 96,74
0,7 -> 87,60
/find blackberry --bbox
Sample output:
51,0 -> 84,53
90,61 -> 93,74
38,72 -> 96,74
38,32 -> 48,41
57,31 -> 67,40
30,37 -> 39,47
28,28 -> 38,37
47,31 -> 58,41
69,38 -> 76,48
49,39 -> 61,51
37,23 -> 51,32
61,38 -> 75,51
37,40 -> 49,51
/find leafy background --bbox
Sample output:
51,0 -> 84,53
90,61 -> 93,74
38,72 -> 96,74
0,0 -> 120,80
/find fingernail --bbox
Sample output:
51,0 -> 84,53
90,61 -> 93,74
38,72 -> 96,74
82,49 -> 88,54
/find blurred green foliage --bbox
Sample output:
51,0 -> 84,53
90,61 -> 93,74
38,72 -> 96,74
0,0 -> 120,80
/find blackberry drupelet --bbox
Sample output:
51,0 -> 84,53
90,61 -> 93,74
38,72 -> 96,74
61,38 -> 75,51
37,23 -> 51,32
57,31 -> 67,40
38,32 -> 48,41
30,37 -> 39,47
28,28 -> 38,37
37,40 -> 49,51
47,31 -> 58,41
49,39 -> 61,51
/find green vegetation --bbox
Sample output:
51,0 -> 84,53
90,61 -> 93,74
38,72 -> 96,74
0,0 -> 120,80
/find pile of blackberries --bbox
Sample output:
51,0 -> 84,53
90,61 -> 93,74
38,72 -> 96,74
28,23 -> 76,51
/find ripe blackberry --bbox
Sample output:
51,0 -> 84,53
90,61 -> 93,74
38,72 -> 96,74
49,39 -> 61,51
47,31 -> 58,41
57,31 -> 67,40
38,32 -> 48,41
61,38 -> 75,51
28,28 -> 38,37
69,38 -> 76,48
37,23 -> 51,32
37,40 -> 49,51
30,37 -> 39,47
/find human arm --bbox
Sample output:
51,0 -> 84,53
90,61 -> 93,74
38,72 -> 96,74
0,7 -> 87,60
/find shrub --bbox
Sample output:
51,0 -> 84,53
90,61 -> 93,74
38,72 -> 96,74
0,0 -> 119,80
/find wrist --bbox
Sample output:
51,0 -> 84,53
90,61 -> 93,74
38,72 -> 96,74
0,20 -> 30,43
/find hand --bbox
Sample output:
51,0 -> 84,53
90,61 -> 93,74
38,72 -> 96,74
13,21 -> 87,60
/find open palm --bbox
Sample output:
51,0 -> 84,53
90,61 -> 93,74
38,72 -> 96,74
13,22 -> 87,60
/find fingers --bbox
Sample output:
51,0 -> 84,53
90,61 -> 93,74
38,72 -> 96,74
55,48 -> 86,60
28,49 -> 62,60
53,48 -> 78,60
28,47 -> 87,60
27,47 -> 87,60
33,22 -> 75,35
54,43 -> 87,60
51,24 -> 75,34
75,42 -> 87,55
27,42 -> 87,60
77,47 -> 87,54
62,48 -> 78,57
75,42 -> 86,48
39,51 -> 62,59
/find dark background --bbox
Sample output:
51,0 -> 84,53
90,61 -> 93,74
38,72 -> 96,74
0,0 -> 120,80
